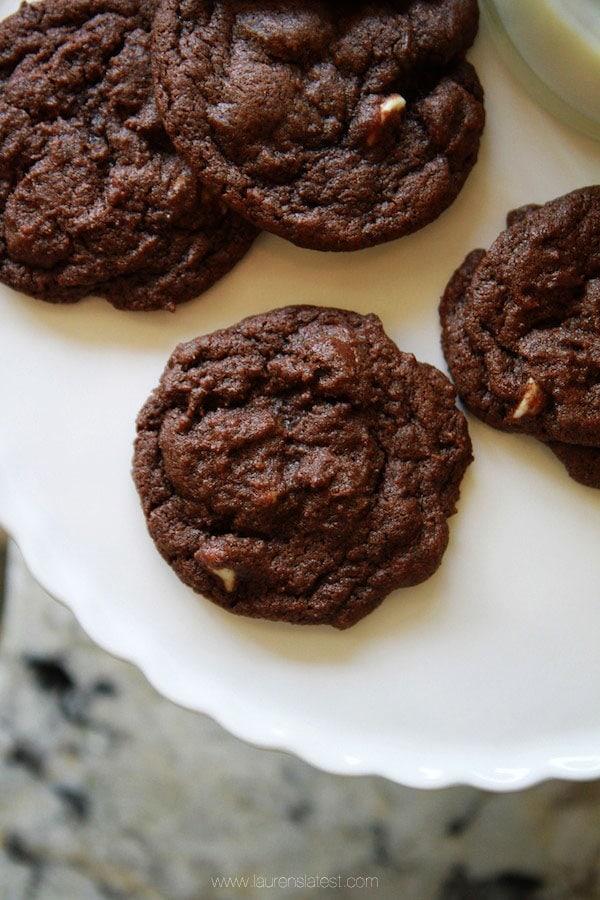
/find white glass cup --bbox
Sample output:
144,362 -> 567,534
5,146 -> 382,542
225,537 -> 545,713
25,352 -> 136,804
482,0 -> 600,141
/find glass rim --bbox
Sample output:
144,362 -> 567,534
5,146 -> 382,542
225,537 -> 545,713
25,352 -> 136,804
481,0 -> 600,143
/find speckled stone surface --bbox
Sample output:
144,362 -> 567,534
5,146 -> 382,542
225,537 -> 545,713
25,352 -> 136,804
1,542 -> 600,900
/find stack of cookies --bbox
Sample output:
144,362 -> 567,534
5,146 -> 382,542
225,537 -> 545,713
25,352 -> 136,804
441,187 -> 600,490
1,0 -> 598,628
0,0 -> 484,309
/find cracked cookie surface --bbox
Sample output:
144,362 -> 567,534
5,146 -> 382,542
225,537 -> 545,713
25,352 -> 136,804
133,305 -> 472,628
152,0 -> 484,251
440,187 -> 600,487
0,0 -> 256,310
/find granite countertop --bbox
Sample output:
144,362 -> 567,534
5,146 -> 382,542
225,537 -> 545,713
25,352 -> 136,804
1,540 -> 599,900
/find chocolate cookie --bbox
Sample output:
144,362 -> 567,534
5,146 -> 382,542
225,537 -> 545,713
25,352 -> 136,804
0,0 -> 256,310
152,0 -> 485,252
440,187 -> 600,487
547,443 -> 600,490
134,306 -> 472,628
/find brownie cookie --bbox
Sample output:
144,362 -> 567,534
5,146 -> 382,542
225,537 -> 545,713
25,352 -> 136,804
440,187 -> 600,487
134,306 -> 472,628
152,0 -> 484,252
0,0 -> 256,310
547,443 -> 600,490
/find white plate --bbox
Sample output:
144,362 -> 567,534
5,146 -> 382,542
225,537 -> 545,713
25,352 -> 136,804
1,7 -> 599,791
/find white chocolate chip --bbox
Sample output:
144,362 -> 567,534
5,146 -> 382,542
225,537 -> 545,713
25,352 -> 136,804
511,378 -> 545,420
170,174 -> 188,194
367,94 -> 407,146
380,94 -> 407,122
210,567 -> 236,593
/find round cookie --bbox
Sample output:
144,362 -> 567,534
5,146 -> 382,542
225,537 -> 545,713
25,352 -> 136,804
440,186 -> 600,486
152,0 -> 484,252
134,306 -> 472,628
0,0 -> 257,310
